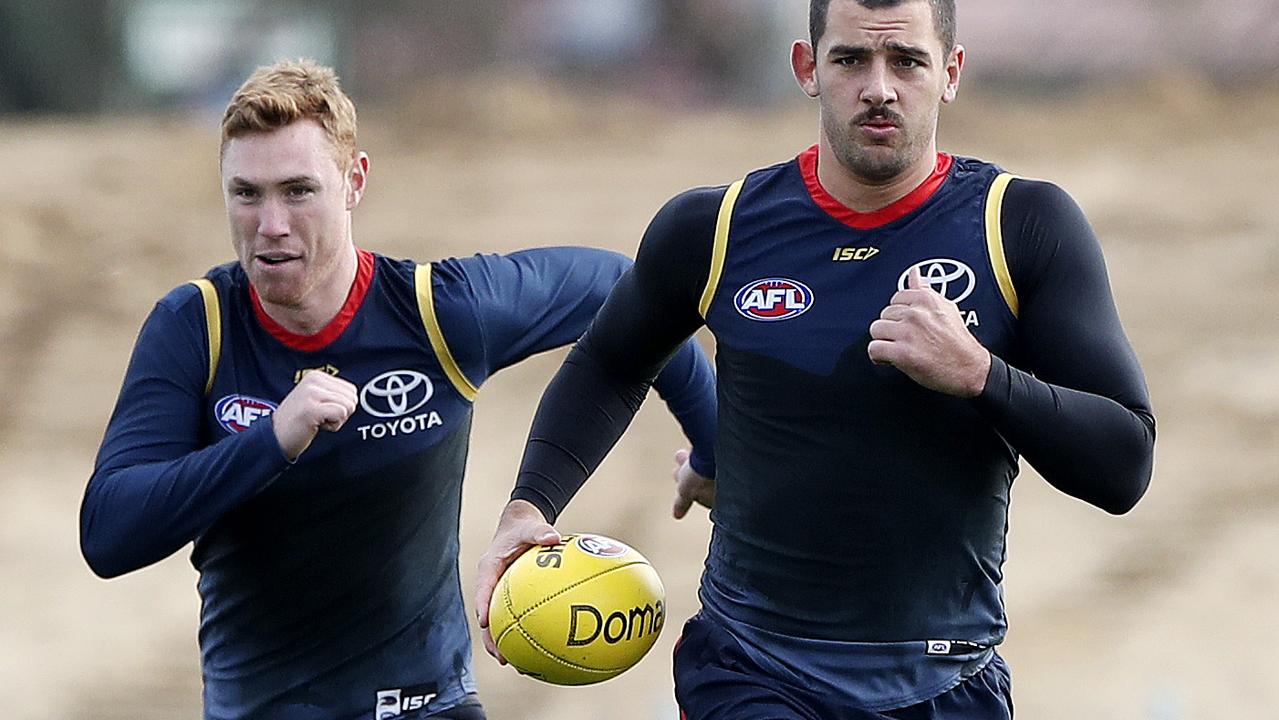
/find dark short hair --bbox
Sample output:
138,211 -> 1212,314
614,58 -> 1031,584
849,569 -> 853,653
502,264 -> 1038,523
810,0 -> 956,52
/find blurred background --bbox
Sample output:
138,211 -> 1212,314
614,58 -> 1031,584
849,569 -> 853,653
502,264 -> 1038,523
2,1 -> 1277,718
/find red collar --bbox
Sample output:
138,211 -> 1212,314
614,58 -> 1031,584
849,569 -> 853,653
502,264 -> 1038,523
250,248 -> 375,352
798,144 -> 952,229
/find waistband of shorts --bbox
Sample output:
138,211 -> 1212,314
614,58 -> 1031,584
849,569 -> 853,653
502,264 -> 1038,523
699,593 -> 996,711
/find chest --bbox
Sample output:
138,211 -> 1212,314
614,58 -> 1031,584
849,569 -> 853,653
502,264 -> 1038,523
705,178 -> 1017,376
203,300 -> 471,476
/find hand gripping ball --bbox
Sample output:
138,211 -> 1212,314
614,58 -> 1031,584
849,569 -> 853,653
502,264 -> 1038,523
488,534 -> 665,685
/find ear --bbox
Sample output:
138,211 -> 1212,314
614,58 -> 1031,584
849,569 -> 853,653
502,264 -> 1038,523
346,152 -> 370,210
941,44 -> 964,104
791,39 -> 820,98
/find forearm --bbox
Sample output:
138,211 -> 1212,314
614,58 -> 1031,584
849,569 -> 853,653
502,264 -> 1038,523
977,355 -> 1154,514
650,338 -> 717,478
80,419 -> 290,577
511,346 -> 650,523
511,186 -> 722,522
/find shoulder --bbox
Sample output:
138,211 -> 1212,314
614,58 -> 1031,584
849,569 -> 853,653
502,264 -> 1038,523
1003,177 -> 1083,219
949,155 -> 1079,215
997,177 -> 1100,296
652,185 -> 731,229
639,185 -> 731,265
375,253 -> 419,286
155,260 -> 241,317
948,154 -> 1005,176
131,269 -> 235,371
367,253 -> 470,309
425,252 -> 499,291
155,282 -> 203,316
999,177 -> 1093,250
433,248 -> 635,295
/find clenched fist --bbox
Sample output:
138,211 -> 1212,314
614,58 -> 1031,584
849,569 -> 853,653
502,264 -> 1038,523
868,267 -> 991,397
272,371 -> 358,460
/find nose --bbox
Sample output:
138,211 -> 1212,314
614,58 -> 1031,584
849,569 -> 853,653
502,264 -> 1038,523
860,59 -> 897,107
257,198 -> 290,238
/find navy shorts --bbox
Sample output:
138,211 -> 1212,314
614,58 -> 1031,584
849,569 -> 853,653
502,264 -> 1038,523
673,615 -> 1013,720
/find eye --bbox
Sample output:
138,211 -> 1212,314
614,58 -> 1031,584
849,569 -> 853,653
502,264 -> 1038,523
286,185 -> 316,200
232,187 -> 258,200
834,56 -> 860,67
895,57 -> 924,68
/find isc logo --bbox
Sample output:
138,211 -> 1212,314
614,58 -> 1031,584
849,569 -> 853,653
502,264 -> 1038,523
832,246 -> 880,262
374,684 -> 438,719
214,394 -> 278,434
734,278 -> 814,322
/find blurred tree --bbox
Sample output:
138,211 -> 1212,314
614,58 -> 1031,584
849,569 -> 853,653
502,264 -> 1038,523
0,0 -> 122,113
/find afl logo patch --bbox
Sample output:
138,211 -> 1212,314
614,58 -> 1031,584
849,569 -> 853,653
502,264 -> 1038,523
899,259 -> 976,304
734,278 -> 814,322
577,535 -> 630,558
215,394 -> 278,434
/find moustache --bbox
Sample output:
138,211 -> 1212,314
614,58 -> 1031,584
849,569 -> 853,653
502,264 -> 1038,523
853,107 -> 905,127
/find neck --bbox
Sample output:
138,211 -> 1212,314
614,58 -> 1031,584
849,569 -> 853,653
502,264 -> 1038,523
816,135 -> 939,213
260,243 -> 359,335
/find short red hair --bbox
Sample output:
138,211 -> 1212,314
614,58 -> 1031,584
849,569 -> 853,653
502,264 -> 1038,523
220,58 -> 358,170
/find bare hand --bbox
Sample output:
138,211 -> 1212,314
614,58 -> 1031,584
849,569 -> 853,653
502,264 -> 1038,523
272,371 -> 358,460
475,500 -> 561,664
672,448 -> 714,519
867,267 -> 991,397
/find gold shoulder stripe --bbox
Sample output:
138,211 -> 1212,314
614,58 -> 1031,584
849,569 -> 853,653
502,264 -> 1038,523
189,278 -> 221,396
984,173 -> 1020,317
698,179 -> 744,319
415,263 -> 479,402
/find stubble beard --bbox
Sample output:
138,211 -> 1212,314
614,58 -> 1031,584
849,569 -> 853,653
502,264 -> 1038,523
237,238 -> 313,310
823,106 -> 927,185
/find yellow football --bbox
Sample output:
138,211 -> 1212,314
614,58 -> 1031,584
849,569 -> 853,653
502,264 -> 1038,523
488,533 -> 665,685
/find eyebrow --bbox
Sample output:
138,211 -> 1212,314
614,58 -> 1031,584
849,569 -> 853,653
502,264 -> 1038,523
827,41 -> 931,62
228,175 -> 319,188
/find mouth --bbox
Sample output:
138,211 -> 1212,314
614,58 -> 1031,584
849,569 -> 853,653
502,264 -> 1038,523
255,252 -> 302,266
857,120 -> 900,143
854,109 -> 904,137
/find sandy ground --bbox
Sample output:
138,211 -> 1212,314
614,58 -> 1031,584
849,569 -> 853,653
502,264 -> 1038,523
1,81 -> 1276,719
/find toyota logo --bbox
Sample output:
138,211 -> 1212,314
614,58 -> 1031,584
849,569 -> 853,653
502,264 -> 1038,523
359,370 -> 434,418
898,258 -> 976,304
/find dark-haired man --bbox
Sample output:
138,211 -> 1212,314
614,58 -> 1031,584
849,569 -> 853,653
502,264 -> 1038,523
476,0 -> 1155,718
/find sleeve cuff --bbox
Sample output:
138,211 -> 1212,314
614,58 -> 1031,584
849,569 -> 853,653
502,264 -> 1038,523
511,487 -> 560,525
973,353 -> 1013,416
259,415 -> 298,467
688,448 -> 715,479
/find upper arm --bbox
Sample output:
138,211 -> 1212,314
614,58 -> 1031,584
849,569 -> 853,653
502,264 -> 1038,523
94,289 -> 209,474
441,247 -> 633,377
575,185 -> 724,380
437,181 -> 725,379
1001,178 -> 1152,414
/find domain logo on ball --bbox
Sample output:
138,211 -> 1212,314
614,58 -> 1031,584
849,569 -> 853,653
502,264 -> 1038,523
734,278 -> 814,322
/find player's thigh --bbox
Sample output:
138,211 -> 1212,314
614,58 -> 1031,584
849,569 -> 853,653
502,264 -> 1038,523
936,651 -> 1012,719
888,652 -> 1013,720
673,614 -> 819,720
